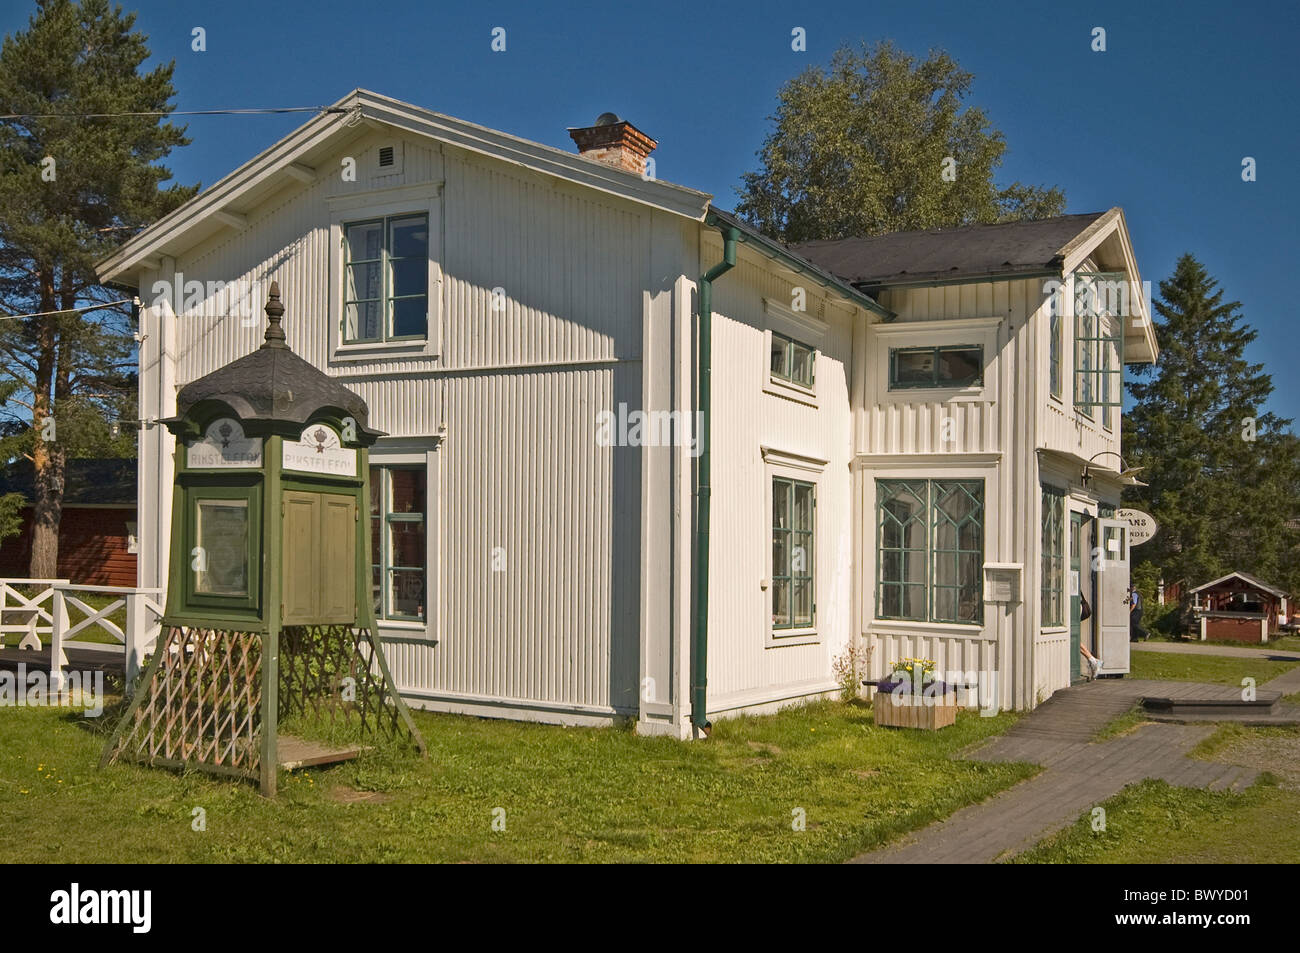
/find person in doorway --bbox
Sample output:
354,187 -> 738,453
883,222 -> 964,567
1129,585 -> 1148,642
1079,643 -> 1103,680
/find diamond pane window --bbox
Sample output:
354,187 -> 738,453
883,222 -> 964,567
1041,486 -> 1065,626
877,479 -> 984,624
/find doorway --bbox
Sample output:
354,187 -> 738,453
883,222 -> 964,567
1070,512 -> 1084,684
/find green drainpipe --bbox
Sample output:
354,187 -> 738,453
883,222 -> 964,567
692,218 -> 739,735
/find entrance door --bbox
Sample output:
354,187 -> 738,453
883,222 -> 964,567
1095,518 -> 1131,674
1069,512 -> 1084,683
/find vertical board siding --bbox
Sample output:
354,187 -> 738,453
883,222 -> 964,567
386,366 -> 638,712
704,243 -> 857,706
154,132 -> 649,717
858,278 -> 1049,711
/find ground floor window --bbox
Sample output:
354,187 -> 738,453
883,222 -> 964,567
1041,486 -> 1065,626
370,464 -> 426,621
772,476 -> 815,629
877,479 -> 984,624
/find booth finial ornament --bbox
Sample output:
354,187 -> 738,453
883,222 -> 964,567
262,280 -> 288,349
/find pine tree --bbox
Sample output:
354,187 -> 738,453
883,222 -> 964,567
0,0 -> 196,577
1124,254 -> 1300,597
735,41 -> 1066,242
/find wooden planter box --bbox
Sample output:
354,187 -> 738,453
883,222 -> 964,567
872,689 -> 958,730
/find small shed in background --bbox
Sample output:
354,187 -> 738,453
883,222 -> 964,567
1189,571 -> 1290,643
0,458 -> 137,586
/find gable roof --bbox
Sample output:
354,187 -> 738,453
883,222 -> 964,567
97,89 -> 713,285
1189,571 -> 1288,598
0,458 -> 136,506
789,212 -> 1110,287
791,208 -> 1157,363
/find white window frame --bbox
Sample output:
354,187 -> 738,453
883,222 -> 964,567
761,298 -> 826,407
869,316 -> 1000,405
368,437 -> 441,642
762,446 -> 827,647
863,456 -> 999,639
328,183 -> 443,365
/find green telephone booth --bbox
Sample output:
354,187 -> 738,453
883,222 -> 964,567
103,283 -> 425,795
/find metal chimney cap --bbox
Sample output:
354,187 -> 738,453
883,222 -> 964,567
594,111 -> 622,126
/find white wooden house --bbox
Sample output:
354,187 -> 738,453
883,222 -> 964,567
97,90 -> 1157,737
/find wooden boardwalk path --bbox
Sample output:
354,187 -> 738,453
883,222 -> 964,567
850,678 -> 1265,865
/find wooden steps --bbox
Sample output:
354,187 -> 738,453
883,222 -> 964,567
1140,689 -> 1300,725
277,734 -> 367,770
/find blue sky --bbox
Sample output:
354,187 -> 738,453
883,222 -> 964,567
5,0 -> 1296,423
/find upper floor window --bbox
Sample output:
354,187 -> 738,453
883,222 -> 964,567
343,214 -> 428,344
770,330 -> 816,389
1073,272 -> 1124,416
889,345 -> 982,389
1049,309 -> 1063,399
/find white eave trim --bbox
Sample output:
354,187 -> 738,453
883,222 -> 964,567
97,89 -> 712,284
1059,207 -> 1158,366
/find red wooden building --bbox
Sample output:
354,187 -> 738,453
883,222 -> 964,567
0,458 -> 137,587
1188,571 -> 1290,643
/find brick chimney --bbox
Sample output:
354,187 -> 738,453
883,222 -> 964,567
567,112 -> 656,175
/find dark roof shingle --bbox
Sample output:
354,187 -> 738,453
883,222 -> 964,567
789,212 -> 1110,286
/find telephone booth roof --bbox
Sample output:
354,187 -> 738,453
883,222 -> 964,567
160,282 -> 384,443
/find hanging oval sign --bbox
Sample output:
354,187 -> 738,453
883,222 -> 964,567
1117,508 -> 1158,546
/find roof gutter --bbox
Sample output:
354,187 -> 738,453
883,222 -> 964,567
691,215 -> 739,735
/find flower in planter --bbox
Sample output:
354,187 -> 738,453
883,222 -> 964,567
889,657 -> 936,688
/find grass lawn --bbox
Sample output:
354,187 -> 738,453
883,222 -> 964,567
1144,633 -> 1300,653
1128,647 -> 1300,686
1011,776 -> 1300,863
0,699 -> 1035,863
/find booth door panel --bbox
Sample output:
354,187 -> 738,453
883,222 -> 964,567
282,492 -> 321,625
281,490 -> 357,625
320,494 -> 357,622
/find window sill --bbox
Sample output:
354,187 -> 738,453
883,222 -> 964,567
869,618 -> 988,637
767,626 -> 820,647
332,340 -> 433,363
884,386 -> 986,403
763,375 -> 818,407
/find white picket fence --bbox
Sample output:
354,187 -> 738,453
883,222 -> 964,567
0,578 -> 164,685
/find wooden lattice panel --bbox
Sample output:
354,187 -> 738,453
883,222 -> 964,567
279,624 -> 412,745
105,626 -> 263,778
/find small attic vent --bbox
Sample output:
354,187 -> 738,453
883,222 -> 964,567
374,142 -> 403,174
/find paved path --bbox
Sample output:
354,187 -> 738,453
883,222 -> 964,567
850,678 -> 1261,864
1133,641 -> 1300,661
